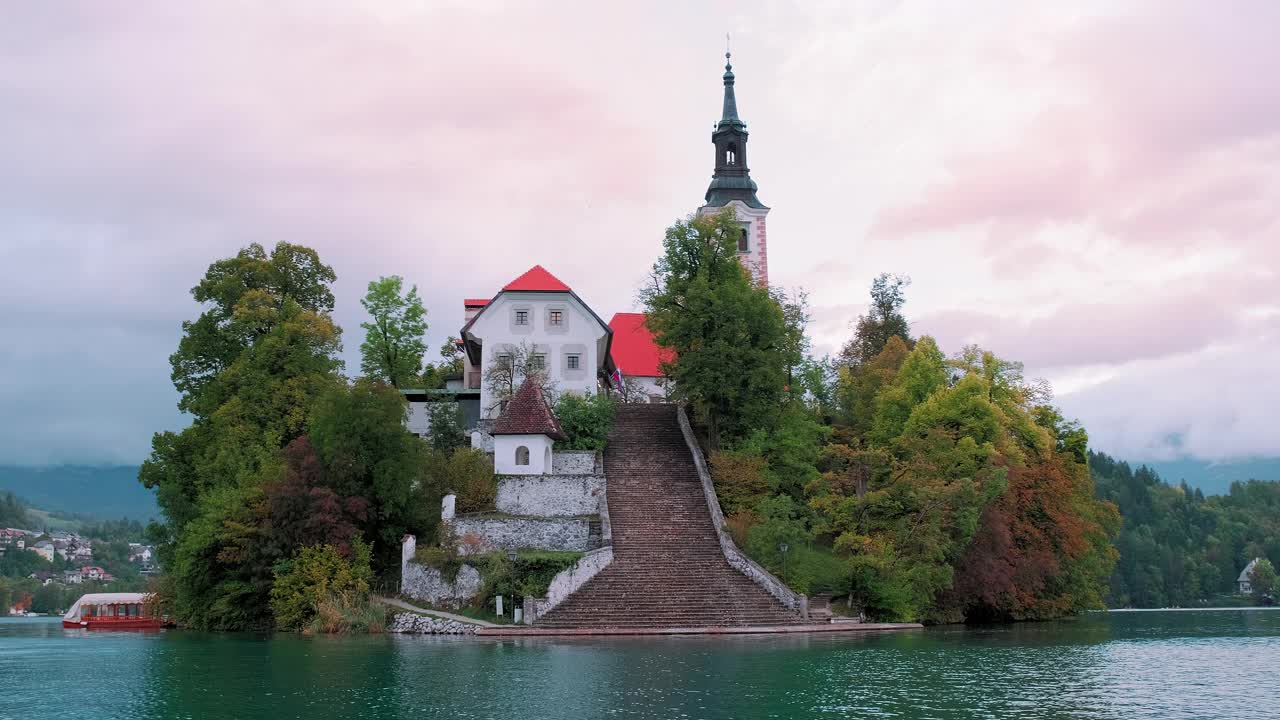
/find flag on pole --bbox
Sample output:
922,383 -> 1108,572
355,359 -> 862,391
610,368 -> 625,391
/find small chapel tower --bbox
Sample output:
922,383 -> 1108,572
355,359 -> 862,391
699,50 -> 770,286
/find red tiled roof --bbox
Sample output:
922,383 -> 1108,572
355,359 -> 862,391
463,298 -> 490,307
502,265 -> 571,292
608,312 -> 670,378
492,381 -> 567,440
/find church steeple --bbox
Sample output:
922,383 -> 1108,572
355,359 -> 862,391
705,51 -> 765,209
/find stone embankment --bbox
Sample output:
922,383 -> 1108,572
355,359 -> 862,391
389,612 -> 481,635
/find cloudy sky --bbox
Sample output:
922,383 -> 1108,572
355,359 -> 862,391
2,1 -> 1277,467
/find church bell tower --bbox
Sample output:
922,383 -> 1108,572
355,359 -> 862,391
699,50 -> 770,286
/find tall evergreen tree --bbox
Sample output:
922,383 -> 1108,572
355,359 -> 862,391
840,273 -> 912,367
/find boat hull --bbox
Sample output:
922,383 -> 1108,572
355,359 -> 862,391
63,617 -> 168,630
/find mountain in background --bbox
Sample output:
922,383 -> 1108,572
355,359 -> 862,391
0,465 -> 157,522
0,455 -> 1276,523
1140,457 -> 1280,496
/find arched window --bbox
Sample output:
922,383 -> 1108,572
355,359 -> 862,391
725,143 -> 738,165
515,446 -> 530,466
544,446 -> 552,471
738,227 -> 749,252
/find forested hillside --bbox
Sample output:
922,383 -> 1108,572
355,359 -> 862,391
1091,451 -> 1280,607
0,465 -> 157,520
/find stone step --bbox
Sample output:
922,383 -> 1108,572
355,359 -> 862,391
534,404 -> 802,629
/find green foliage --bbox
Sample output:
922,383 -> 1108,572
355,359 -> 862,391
690,275 -> 1120,623
1250,559 -> 1277,599
307,381 -> 437,571
553,393 -> 615,451
839,273 -> 913,367
1093,451 -> 1280,608
428,448 -> 496,514
423,402 -> 465,453
710,451 -> 770,516
270,539 -> 373,631
0,492 -> 28,528
359,275 -> 429,388
641,209 -> 795,449
473,550 -> 583,601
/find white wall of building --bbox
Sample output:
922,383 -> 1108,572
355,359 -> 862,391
467,291 -> 609,417
494,434 -> 554,475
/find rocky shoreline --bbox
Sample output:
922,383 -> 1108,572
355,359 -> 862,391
389,612 -> 481,635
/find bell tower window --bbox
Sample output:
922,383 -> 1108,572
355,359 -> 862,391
725,143 -> 738,166
738,225 -> 750,252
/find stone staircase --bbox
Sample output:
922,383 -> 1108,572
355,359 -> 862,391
534,404 -> 804,629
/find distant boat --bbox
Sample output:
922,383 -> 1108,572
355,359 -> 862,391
61,592 -> 170,630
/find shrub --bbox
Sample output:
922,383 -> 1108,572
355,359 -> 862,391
554,393 -> 615,450
428,448 -> 496,513
474,550 -> 583,603
270,539 -> 374,631
710,450 -> 770,515
309,592 -> 389,634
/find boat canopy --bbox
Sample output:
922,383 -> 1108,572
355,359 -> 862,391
62,592 -> 153,622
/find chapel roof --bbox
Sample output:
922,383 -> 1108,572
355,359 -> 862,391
492,381 -> 566,440
608,313 -> 670,378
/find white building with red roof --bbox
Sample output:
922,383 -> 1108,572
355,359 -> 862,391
460,265 -> 616,418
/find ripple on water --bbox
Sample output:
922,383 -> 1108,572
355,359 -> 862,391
1,610 -> 1278,720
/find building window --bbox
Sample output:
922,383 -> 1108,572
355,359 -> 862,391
549,310 -> 563,326
567,354 -> 580,370
515,310 -> 529,326
738,227 -> 749,252
529,354 -> 545,371
726,143 -> 738,165
516,446 -> 530,465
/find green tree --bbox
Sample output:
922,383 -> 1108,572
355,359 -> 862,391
359,276 -> 428,388
306,381 -> 437,573
641,209 -> 791,449
139,242 -> 344,628
840,273 -> 912,367
1249,559 -> 1277,599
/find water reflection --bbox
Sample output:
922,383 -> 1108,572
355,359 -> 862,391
1,610 -> 1277,720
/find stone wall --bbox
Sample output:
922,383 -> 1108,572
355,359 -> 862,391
449,515 -> 596,555
676,405 -> 808,619
523,545 -> 614,624
401,562 -> 483,608
495,474 -> 605,517
551,450 -> 599,475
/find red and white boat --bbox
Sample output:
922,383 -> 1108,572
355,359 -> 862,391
62,592 -> 169,630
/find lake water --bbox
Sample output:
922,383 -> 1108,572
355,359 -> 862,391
1,609 -> 1277,719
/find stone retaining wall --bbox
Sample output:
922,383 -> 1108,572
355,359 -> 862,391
389,613 -> 480,635
450,515 -> 596,555
401,562 -> 483,607
523,546 -> 614,624
495,474 -> 605,517
551,450 -> 600,475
